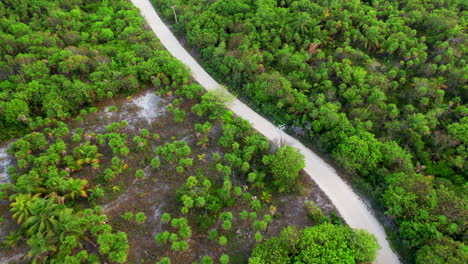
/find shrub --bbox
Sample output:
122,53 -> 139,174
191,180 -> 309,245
135,212 -> 147,223
120,212 -> 134,222
208,230 -> 218,241
255,232 -> 263,242
222,220 -> 232,231
219,236 -> 227,246
201,256 -> 213,264
239,210 -> 248,220
135,169 -> 145,178
151,157 -> 161,168
220,254 -> 229,264
155,231 -> 170,244
262,146 -> 305,193
251,199 -> 262,211
161,213 -> 171,223
156,257 -> 171,264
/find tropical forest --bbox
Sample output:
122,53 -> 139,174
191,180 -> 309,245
0,0 -> 466,264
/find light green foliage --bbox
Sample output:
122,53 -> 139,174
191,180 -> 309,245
133,135 -> 149,151
156,140 -> 192,163
239,210 -> 248,220
155,231 -> 170,244
120,212 -> 134,222
305,201 -> 328,224
296,223 -> 379,263
201,256 -> 213,264
220,254 -> 229,264
222,220 -> 232,231
135,169 -> 145,179
219,211 -> 233,221
157,257 -> 171,264
157,217 -> 192,252
161,213 -> 171,223
249,212 -> 257,220
176,175 -> 222,213
191,91 -> 231,120
250,224 -> 379,264
97,232 -> 129,264
219,235 -> 227,246
253,220 -> 267,232
135,212 -> 147,223
255,232 -> 263,242
173,108 -> 186,123
250,199 -> 262,211
140,129 -> 150,138
263,146 -> 305,192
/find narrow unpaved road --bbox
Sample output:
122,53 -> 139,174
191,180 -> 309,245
131,1 -> 401,263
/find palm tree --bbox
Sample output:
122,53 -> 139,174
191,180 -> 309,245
53,208 -> 84,243
291,12 -> 318,35
62,178 -> 88,200
10,193 -> 40,224
26,233 -> 57,263
23,198 -> 60,236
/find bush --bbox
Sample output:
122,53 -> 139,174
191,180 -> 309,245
201,256 -> 213,264
262,146 -> 305,193
161,213 -> 171,223
135,169 -> 145,178
151,158 -> 161,169
250,224 -> 379,264
255,232 -> 263,242
135,212 -> 147,223
120,212 -> 133,222
156,257 -> 171,264
220,254 -> 229,264
208,230 -> 218,241
305,201 -> 328,224
219,236 -> 227,246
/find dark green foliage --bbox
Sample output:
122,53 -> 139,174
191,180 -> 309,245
153,0 -> 468,260
0,0 -> 188,140
415,237 -> 468,264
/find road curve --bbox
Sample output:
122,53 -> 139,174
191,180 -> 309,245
131,1 -> 400,263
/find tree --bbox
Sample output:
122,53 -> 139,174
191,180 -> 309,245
415,236 -> 468,264
10,193 -> 38,224
332,131 -> 382,177
296,223 -> 379,263
4,99 -> 30,125
97,231 -> 129,264
250,223 -> 379,264
262,146 -> 305,192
